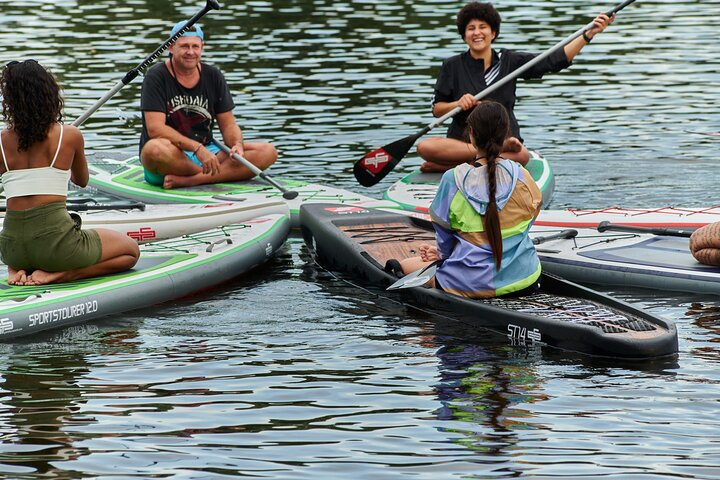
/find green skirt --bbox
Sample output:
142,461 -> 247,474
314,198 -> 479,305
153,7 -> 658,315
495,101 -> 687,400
0,202 -> 102,272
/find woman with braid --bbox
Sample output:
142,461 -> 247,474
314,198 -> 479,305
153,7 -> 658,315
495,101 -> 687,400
400,101 -> 542,298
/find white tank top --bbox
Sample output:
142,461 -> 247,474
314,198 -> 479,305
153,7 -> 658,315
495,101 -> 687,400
0,125 -> 71,199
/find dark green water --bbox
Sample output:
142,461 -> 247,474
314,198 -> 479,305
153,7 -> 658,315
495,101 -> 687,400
1,0 -> 720,477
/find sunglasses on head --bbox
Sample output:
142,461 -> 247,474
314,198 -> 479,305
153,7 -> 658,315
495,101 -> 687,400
5,59 -> 38,68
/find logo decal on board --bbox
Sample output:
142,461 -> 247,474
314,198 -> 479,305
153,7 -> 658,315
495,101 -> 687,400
0,318 -> 14,334
127,227 -> 157,242
325,206 -> 368,214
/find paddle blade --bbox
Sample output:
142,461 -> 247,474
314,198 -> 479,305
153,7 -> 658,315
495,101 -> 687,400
353,133 -> 419,187
387,261 -> 439,290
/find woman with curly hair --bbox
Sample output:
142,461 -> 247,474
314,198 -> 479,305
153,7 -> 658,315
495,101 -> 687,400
401,101 -> 542,298
0,60 -> 139,286
417,2 -> 615,172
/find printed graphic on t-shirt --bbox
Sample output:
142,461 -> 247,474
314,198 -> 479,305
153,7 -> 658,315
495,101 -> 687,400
167,95 -> 211,142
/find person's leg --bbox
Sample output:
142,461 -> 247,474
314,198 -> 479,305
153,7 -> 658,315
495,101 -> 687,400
416,137 -> 476,172
26,229 -> 140,285
141,138 -> 202,178
399,256 -> 437,288
163,141 -> 278,189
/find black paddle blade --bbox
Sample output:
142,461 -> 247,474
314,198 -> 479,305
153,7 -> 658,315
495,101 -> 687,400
353,133 -> 419,187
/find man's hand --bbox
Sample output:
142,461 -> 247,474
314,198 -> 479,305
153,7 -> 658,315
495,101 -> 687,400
230,141 -> 245,159
196,145 -> 221,176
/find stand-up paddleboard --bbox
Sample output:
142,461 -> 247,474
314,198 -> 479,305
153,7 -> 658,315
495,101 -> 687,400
0,213 -> 290,340
384,151 -> 555,213
535,206 -> 720,229
530,226 -> 720,295
86,152 -> 401,227
1,201 -> 289,243
299,204 -> 677,359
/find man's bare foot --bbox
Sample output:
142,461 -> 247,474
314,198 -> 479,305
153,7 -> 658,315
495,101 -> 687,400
163,174 -> 204,189
25,270 -> 66,285
420,161 -> 452,173
7,268 -> 29,286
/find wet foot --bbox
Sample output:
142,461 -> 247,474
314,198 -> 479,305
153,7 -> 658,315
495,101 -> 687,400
7,268 -> 29,286
26,270 -> 66,285
163,174 -> 201,189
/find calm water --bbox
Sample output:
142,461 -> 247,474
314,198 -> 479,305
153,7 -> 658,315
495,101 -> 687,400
1,0 -> 720,477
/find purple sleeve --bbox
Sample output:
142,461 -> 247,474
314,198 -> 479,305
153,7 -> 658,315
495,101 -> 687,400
430,170 -> 458,260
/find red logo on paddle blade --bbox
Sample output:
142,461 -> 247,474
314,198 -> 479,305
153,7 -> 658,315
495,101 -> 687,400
361,148 -> 390,174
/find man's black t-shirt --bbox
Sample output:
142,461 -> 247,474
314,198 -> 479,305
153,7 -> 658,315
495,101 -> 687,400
432,48 -> 571,142
139,62 -> 234,153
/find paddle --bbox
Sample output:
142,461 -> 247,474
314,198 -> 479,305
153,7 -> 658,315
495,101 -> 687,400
212,141 -> 299,200
685,130 -> 720,137
597,221 -> 694,238
387,259 -> 441,290
72,0 -> 221,127
353,0 -> 638,187
387,228 -> 579,290
1,201 -> 145,213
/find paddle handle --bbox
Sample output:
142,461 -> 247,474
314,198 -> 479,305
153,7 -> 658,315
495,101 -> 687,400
72,0 -> 221,127
428,0 -> 637,132
532,229 -> 579,245
212,140 -> 299,200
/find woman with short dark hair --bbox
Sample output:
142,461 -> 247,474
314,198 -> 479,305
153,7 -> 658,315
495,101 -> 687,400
417,2 -> 614,172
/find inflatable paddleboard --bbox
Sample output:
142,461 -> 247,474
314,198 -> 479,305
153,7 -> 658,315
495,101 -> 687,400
300,204 -> 677,359
384,150 -> 555,213
0,213 -> 290,340
530,226 -> 720,295
1,201 -> 289,243
87,152 -> 401,227
535,207 -> 720,229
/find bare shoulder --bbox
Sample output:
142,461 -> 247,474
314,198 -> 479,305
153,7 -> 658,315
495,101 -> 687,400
63,125 -> 85,145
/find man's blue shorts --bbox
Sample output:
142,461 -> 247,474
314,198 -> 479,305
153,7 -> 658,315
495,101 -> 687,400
144,142 -> 222,186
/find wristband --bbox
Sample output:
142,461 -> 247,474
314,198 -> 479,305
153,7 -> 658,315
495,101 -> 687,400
192,143 -> 203,155
582,31 -> 593,43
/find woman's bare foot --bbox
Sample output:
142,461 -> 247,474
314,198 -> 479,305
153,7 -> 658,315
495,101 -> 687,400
25,270 -> 66,285
7,268 -> 29,286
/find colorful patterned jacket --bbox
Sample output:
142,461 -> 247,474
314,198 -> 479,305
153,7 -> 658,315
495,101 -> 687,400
430,160 -> 542,298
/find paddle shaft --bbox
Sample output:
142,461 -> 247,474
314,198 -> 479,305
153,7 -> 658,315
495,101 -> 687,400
72,0 -> 220,127
426,0 -> 637,134
212,140 -> 299,200
597,221 -> 694,238
1,201 -> 145,213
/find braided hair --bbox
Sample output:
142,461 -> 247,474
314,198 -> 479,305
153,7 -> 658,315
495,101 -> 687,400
466,101 -> 511,270
0,60 -> 63,152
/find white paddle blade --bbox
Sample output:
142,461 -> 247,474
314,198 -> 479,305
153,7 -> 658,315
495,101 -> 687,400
386,263 -> 438,290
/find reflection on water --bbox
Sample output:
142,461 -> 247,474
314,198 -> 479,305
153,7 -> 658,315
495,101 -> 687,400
1,0 -> 720,477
